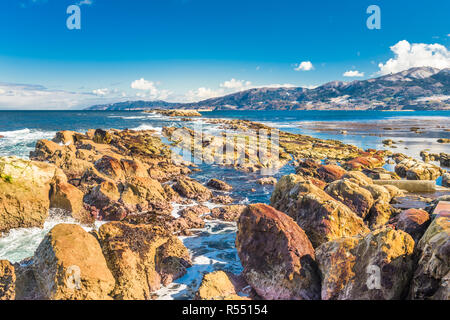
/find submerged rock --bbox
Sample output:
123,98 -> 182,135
236,203 -> 321,300
33,224 -> 115,300
316,227 -> 415,300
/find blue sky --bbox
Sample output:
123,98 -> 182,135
0,0 -> 449,109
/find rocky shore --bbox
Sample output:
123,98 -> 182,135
0,116 -> 449,300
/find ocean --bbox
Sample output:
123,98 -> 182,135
0,110 -> 449,299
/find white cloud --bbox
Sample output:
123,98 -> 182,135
76,0 -> 92,6
92,88 -> 109,96
377,40 -> 450,75
0,82 -> 134,110
186,87 -> 224,102
294,61 -> 314,71
220,78 -> 252,90
130,78 -> 171,100
343,70 -> 365,77
0,82 -> 94,110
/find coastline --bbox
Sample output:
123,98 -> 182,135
0,110 -> 449,300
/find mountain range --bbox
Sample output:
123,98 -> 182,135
86,67 -> 450,111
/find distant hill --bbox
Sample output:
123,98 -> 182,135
86,67 -> 450,111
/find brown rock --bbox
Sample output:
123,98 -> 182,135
236,203 -> 321,300
256,177 -> 277,185
178,205 -> 210,217
50,180 -> 93,224
211,195 -> 234,204
368,200 -> 398,230
33,224 -> 115,300
196,271 -> 249,300
325,179 -> 374,219
156,237 -> 192,286
178,210 -> 205,229
210,205 -> 246,222
0,260 -> 15,300
344,155 -> 384,171
97,222 -> 191,299
395,159 -> 444,180
395,209 -> 430,242
0,157 -> 67,233
409,216 -> 449,300
316,164 -> 347,183
342,171 -> 373,186
271,175 -> 369,247
173,177 -> 213,201
95,155 -> 125,181
206,179 -> 233,191
316,227 -> 415,300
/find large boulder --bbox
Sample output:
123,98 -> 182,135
409,216 -> 449,300
325,179 -> 374,219
271,175 -> 369,247
236,203 -> 321,300
316,227 -> 415,300
0,260 -> 15,300
0,157 -> 67,233
97,222 -> 191,300
33,224 -> 115,300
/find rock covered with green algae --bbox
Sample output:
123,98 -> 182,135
0,156 -> 68,234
